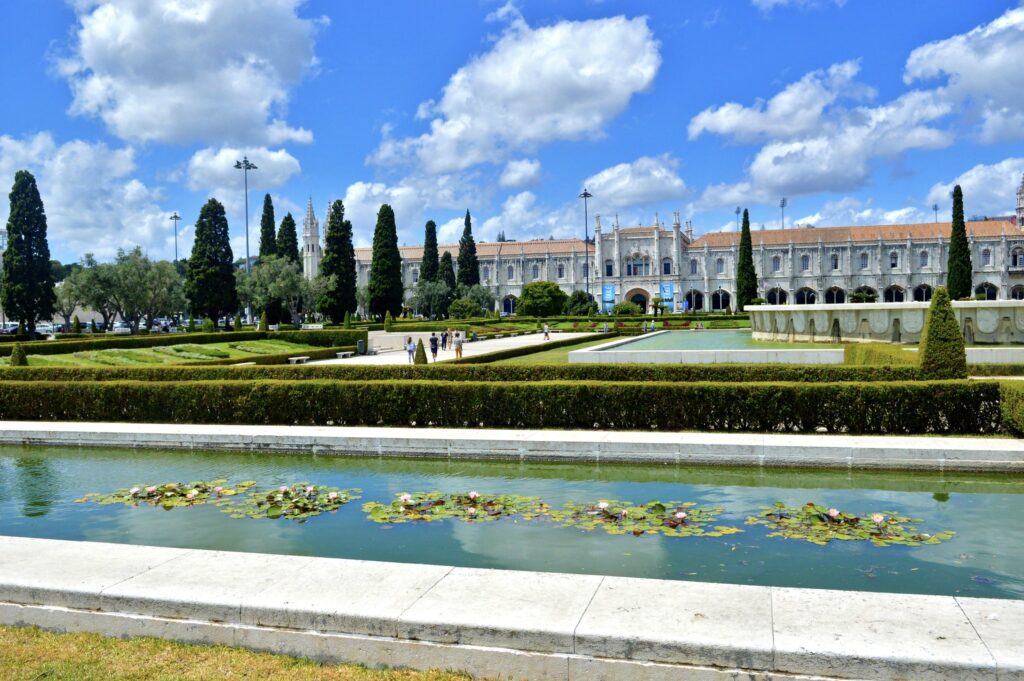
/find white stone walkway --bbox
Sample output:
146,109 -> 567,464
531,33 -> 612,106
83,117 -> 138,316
311,332 -> 595,365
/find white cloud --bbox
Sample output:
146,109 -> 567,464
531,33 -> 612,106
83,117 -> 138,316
58,0 -> 319,145
688,60 -> 868,142
582,155 -> 686,211
371,12 -> 660,174
904,7 -> 1024,143
499,158 -> 541,188
752,0 -> 845,10
186,147 -> 302,193
0,132 -> 169,260
790,197 -> 928,228
925,158 -> 1024,218
341,181 -> 426,247
479,191 -> 580,242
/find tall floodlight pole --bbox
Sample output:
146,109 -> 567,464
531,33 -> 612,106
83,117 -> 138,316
234,156 -> 258,273
735,206 -> 741,230
169,212 -> 181,263
932,203 -> 939,223
579,188 -> 593,301
780,197 -> 788,230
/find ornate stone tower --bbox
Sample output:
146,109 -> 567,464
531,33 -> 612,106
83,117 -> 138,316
1017,173 -> 1024,227
302,197 -> 322,279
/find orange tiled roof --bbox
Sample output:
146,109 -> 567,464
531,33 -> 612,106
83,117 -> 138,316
354,238 -> 594,261
690,219 -> 1018,249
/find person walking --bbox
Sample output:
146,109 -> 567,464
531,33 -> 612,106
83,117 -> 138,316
406,337 -> 416,363
454,331 -> 464,359
429,332 -> 439,362
543,323 -> 550,341
441,329 -> 448,351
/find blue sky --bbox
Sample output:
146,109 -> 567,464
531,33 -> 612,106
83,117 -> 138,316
1,0 -> 1023,263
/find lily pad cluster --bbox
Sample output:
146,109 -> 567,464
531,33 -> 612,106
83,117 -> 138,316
223,483 -> 361,522
549,500 -> 741,537
746,502 -> 957,547
75,480 -> 256,509
363,491 -> 548,524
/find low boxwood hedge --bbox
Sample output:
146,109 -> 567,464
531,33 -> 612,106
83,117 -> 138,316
844,343 -> 918,366
1000,381 -> 1024,435
0,379 -> 1000,434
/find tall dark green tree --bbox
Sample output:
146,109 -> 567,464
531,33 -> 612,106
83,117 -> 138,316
421,220 -> 439,282
319,200 -> 357,322
184,198 -> 238,325
946,184 -> 972,300
735,208 -> 758,310
258,193 -> 276,258
277,213 -> 300,264
439,250 -> 457,317
1,170 -> 55,337
368,204 -> 404,319
457,210 -> 479,287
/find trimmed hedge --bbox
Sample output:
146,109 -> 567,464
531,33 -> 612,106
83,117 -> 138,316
1000,381 -> 1024,435
0,363 -> 924,383
183,345 -> 355,366
969,364 -> 1024,376
844,343 -> 917,366
0,379 -> 1000,434
0,329 -> 367,357
448,332 -> 616,364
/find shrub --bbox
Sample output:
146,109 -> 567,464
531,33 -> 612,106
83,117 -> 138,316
233,313 -> 242,331
449,298 -> 481,319
343,311 -> 352,329
563,290 -> 598,316
919,287 -> 967,379
414,339 -> 428,365
1000,382 -> 1024,435
8,343 -> 28,367
518,281 -> 569,317
72,316 -> 82,334
384,311 -> 394,330
259,311 -> 268,331
845,343 -> 917,366
188,317 -> 196,333
202,318 -> 215,333
612,301 -> 642,316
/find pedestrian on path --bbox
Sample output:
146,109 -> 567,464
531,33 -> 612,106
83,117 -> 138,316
429,332 -> 439,361
454,331 -> 464,359
543,323 -> 550,340
406,337 -> 416,363
441,330 -> 448,351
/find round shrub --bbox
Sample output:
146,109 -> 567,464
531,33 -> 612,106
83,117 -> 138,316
613,301 -> 642,316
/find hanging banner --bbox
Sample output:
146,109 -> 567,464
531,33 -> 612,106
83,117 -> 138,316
602,284 -> 616,302
659,282 -> 674,303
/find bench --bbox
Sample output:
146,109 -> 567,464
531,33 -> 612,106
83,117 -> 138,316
301,323 -> 325,330
287,356 -> 310,365
335,351 -> 354,359
234,362 -> 256,366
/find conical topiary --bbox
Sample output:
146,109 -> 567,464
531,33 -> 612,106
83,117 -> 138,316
384,310 -> 394,331
259,311 -> 268,331
9,342 -> 28,366
234,313 -> 242,331
414,338 -> 428,365
919,287 -> 967,379
72,315 -> 81,334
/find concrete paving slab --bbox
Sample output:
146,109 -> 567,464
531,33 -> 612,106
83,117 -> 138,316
397,567 -> 603,654
574,577 -> 774,670
771,587 -> 996,681
957,596 -> 1024,679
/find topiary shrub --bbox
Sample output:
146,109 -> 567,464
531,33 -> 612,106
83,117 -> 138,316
414,338 -> 428,365
188,317 -> 196,333
8,343 -> 28,366
259,311 -> 268,331
201,318 -> 215,334
384,310 -> 394,331
918,287 -> 967,380
343,311 -> 352,329
233,313 -> 242,331
72,316 -> 82,334
90,319 -> 98,333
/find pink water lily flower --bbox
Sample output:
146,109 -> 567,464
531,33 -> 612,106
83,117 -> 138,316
468,491 -> 479,500
279,485 -> 289,493
146,486 -> 157,494
597,502 -> 609,510
675,511 -> 687,520
399,494 -> 413,504
129,487 -> 140,496
213,486 -> 223,494
872,514 -> 885,524
467,507 -> 477,515
827,508 -> 840,518
306,486 -> 315,494
328,492 -> 339,500
186,492 -> 195,500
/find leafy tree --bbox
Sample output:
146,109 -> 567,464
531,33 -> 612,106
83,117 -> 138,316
1,170 -> 56,337
517,280 -> 568,317
184,198 -> 237,326
439,250 -> 457,317
946,185 -> 972,300
356,285 -> 369,314
303,273 -> 338,320
461,283 -> 495,314
456,210 -> 479,287
414,338 -> 428,364
258,193 -> 276,258
564,290 -> 597,316
319,200 -> 356,322
421,220 -> 439,282
142,261 -> 184,330
368,204 -> 404,319
413,280 -> 450,319
9,343 -> 27,366
612,301 -> 643,315
449,297 -> 482,319
735,208 -> 758,311
276,212 -> 300,264
919,287 -> 967,379
54,272 -> 84,329
109,247 -> 150,333
235,256 -> 305,326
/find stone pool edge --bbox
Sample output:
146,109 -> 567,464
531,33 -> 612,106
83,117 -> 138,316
0,536 -> 1021,681
0,421 -> 1022,471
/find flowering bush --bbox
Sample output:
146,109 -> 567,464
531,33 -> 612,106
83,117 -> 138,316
746,502 -> 956,546
549,500 -> 741,537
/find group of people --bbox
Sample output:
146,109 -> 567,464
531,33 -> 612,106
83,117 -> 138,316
406,329 -> 465,363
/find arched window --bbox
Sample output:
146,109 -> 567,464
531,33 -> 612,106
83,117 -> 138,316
800,254 -> 810,271
557,263 -> 565,279
605,259 -> 613,277
825,287 -> 845,304
507,265 -> 514,281
890,251 -> 899,268
412,268 -> 419,283
772,255 -> 781,273
626,256 -> 650,276
919,250 -> 929,268
662,258 -> 672,275
766,288 -> 787,305
689,259 -> 698,275
1011,248 -> 1024,268
913,284 -> 933,302
795,287 -> 816,305
860,252 -> 869,269
715,258 -> 724,275
531,264 -> 539,279
711,289 -> 731,311
975,282 -> 998,300
854,286 -> 878,302
831,253 -> 840,270
481,266 -> 489,282
884,285 -> 905,303
685,290 -> 704,311
982,249 -> 992,266
1012,285 -> 1024,300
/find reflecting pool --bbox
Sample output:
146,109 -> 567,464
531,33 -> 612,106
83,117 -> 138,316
597,330 -> 827,351
1,445 -> 1022,599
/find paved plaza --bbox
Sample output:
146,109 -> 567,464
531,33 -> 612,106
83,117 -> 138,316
310,332 -> 595,365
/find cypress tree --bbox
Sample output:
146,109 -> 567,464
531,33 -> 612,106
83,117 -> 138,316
320,200 -> 357,323
919,287 -> 967,379
1,170 -> 56,337
277,213 -> 300,264
421,220 -> 439,282
735,208 -> 758,311
946,185 -> 972,300
439,250 -> 457,317
457,210 -> 479,287
184,198 -> 238,325
258,193 -> 277,258
368,204 -> 404,319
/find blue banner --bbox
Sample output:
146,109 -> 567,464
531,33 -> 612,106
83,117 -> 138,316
602,284 -> 616,302
659,282 -> 674,302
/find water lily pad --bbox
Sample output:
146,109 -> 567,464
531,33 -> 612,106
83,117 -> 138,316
745,502 -> 956,547
549,500 -> 739,538
75,480 -> 257,509
219,483 -> 360,522
362,491 -> 548,524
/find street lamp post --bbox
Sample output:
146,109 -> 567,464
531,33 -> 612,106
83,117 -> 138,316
578,188 -> 593,303
933,203 -> 939,223
169,212 -> 181,263
234,156 -> 258,273
779,197 -> 788,229
735,206 -> 741,230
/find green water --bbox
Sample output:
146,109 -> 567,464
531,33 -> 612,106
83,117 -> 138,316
599,330 -> 829,351
1,445 -> 1021,599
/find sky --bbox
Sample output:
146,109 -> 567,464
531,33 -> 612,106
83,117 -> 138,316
1,0 -> 1024,263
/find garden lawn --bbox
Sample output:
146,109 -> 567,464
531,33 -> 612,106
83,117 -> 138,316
2,339 -> 320,367
0,625 -> 474,681
492,336 -> 619,364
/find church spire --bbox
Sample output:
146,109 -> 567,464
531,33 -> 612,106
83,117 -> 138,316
1016,172 -> 1024,227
